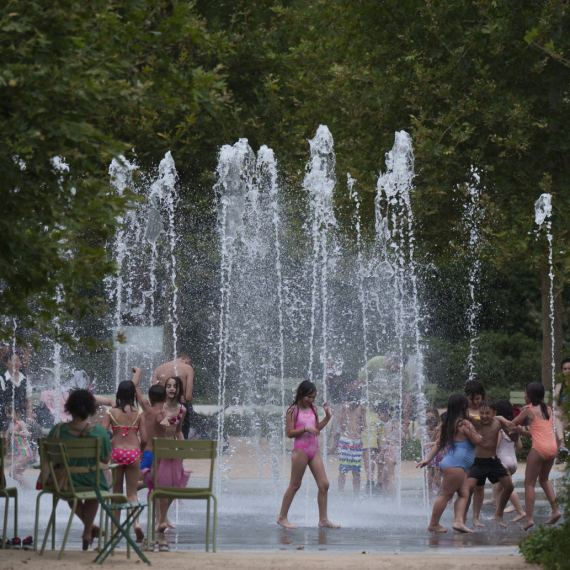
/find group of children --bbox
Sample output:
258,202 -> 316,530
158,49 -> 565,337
277,377 -> 564,533
418,379 -> 562,533
2,366 -> 189,544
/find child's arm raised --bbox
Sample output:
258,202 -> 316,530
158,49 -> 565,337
460,420 -> 483,446
131,366 -> 151,412
417,435 -> 442,468
316,403 -> 332,431
138,412 -> 148,452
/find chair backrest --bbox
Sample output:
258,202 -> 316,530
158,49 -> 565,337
41,437 -> 101,494
152,438 -> 217,492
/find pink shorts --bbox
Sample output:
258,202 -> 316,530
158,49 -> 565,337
112,448 -> 142,466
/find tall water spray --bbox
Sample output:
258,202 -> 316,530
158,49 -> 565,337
376,131 -> 428,510
463,169 -> 484,381
534,193 -> 557,490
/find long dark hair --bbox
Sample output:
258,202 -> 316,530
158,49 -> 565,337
115,381 -> 137,412
440,393 -> 469,450
165,376 -> 184,403
495,399 -> 514,422
289,380 -> 318,422
525,382 -> 550,420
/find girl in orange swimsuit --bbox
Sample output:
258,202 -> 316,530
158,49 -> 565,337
512,382 -> 562,531
101,376 -> 148,541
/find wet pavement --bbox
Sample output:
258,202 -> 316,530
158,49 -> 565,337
9,475 -> 560,555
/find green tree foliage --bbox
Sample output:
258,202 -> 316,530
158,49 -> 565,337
0,0 -> 225,344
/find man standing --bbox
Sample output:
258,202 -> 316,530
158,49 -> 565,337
153,352 -> 194,439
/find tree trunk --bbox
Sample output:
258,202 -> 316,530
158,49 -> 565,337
541,263 -> 563,390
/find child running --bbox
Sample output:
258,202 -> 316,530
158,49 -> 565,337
5,406 -> 33,489
277,380 -> 339,529
483,399 -> 526,522
465,399 -> 516,528
417,394 -> 482,534
511,382 -> 562,530
101,375 -> 147,541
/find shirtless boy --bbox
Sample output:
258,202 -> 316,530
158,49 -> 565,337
337,390 -> 366,495
464,380 -> 486,514
153,353 -> 194,439
466,399 -> 516,528
132,367 -> 170,473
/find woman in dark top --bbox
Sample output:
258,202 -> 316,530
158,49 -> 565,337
47,389 -> 112,550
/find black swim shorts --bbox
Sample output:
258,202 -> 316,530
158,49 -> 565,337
468,456 -> 509,486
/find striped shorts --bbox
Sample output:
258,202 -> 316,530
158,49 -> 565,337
338,438 -> 363,473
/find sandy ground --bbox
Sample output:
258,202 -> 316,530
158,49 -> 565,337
2,550 -> 536,570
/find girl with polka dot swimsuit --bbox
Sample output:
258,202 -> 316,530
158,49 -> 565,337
102,374 -> 147,541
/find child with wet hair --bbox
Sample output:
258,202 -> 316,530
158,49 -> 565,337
424,407 -> 442,499
337,389 -> 366,495
510,383 -> 562,530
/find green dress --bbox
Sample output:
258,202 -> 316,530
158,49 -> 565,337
47,423 -> 112,490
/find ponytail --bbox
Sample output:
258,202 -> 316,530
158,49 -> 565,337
525,382 -> 550,420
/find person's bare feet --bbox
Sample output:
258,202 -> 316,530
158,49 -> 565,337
503,505 -> 515,513
492,514 -> 507,528
318,519 -> 341,529
472,518 -> 485,528
523,520 -> 535,531
482,499 -> 496,506
512,512 -> 526,523
427,524 -> 447,533
135,525 -> 145,542
545,510 -> 562,525
155,523 -> 168,534
166,517 -> 176,529
453,523 -> 474,533
276,517 -> 298,529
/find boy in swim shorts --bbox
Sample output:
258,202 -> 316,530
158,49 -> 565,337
338,390 -> 366,496
466,399 -> 516,528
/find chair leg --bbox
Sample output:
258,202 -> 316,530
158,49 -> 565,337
212,495 -> 217,553
59,499 -> 77,559
3,496 -> 8,549
13,491 -> 17,539
206,497 -> 210,552
40,498 -> 58,556
52,495 -> 57,550
146,495 -> 154,552
34,491 -> 45,551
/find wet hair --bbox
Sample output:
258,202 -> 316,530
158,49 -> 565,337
290,380 -> 318,422
525,382 -> 550,420
440,394 -> 469,451
64,389 -> 96,420
149,385 -> 166,404
495,399 -> 514,422
561,357 -> 570,369
440,412 -> 447,424
464,379 -> 485,398
177,352 -> 192,363
375,401 -> 392,418
115,381 -> 137,412
480,398 -> 496,411
165,376 -> 184,403
425,407 -> 440,422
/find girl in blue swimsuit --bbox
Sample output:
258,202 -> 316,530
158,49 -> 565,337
417,394 -> 482,534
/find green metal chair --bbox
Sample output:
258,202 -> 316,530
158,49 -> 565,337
147,439 -> 217,552
0,436 -> 18,549
39,439 -> 129,559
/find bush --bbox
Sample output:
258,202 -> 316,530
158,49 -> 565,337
401,437 -> 422,461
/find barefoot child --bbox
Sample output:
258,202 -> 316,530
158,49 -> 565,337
337,390 -> 366,496
417,394 -> 482,534
361,401 -> 381,494
489,399 -> 526,522
5,406 -> 33,489
277,380 -> 339,529
465,399 -> 516,528
101,375 -> 147,541
511,382 -> 562,531
378,406 -> 404,497
425,408 -> 442,500
464,380 -> 486,513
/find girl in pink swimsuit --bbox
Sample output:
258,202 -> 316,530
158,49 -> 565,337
277,380 -> 340,530
512,383 -> 562,531
101,374 -> 147,541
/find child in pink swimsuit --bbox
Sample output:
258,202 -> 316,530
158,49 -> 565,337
276,380 -> 340,530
